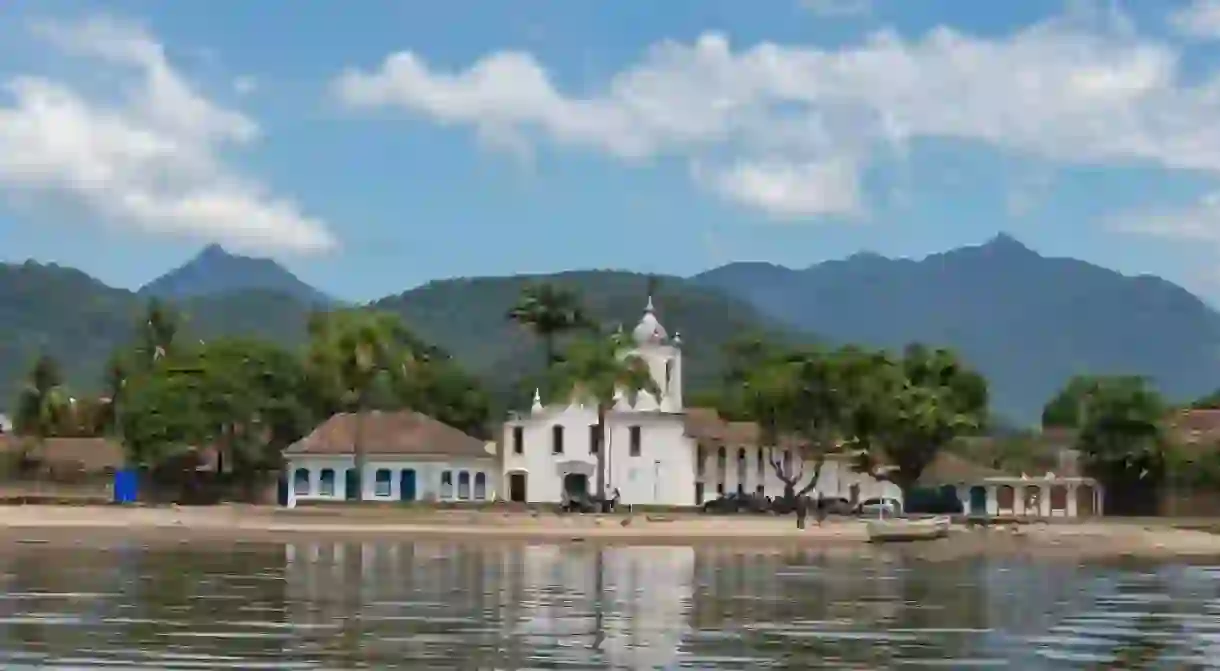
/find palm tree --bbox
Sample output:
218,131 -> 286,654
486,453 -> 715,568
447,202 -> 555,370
305,310 -> 416,500
137,299 -> 179,369
14,355 -> 69,458
99,353 -> 130,437
506,283 -> 595,368
549,331 -> 659,499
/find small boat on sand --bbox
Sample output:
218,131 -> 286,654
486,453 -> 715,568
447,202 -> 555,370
867,516 -> 951,543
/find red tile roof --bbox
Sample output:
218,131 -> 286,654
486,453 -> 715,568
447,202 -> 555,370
285,411 -> 493,460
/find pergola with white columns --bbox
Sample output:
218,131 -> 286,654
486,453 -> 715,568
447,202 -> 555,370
956,474 -> 1103,518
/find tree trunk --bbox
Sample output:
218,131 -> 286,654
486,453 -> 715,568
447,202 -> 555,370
596,404 -> 607,500
353,398 -> 366,502
797,456 -> 826,496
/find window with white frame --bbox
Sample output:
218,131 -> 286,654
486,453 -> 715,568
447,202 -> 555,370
293,468 -> 310,495
374,469 -> 392,497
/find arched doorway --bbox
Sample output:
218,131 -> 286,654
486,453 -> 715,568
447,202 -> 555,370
508,472 -> 527,503
939,484 -> 961,513
997,485 -> 1015,514
1050,485 -> 1068,514
1024,485 -> 1042,516
1076,483 -> 1096,516
563,472 -> 588,499
399,469 -> 417,502
968,485 -> 988,514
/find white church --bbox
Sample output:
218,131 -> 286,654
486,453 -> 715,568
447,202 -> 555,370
499,298 -> 902,508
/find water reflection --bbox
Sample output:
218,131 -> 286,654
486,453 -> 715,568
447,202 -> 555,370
283,542 -> 696,668
0,540 -> 1211,668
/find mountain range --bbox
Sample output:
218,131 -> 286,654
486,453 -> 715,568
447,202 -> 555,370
138,244 -> 334,305
3,235 -> 1218,425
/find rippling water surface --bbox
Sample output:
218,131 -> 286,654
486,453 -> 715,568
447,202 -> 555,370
0,540 -> 1216,669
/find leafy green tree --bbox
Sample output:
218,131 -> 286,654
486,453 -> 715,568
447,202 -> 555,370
134,299 -> 180,370
835,346 -> 902,459
722,340 -> 986,499
13,354 -> 70,443
863,346 -> 985,495
709,333 -> 785,420
506,283 -> 596,367
741,349 -> 814,500
119,363 -> 212,468
96,351 -> 134,437
119,338 -> 314,475
548,331 -> 659,499
1042,375 -> 1098,428
196,338 -> 315,472
391,359 -> 491,438
739,345 -> 858,502
847,344 -> 988,495
304,309 -> 428,496
1073,376 -> 1167,486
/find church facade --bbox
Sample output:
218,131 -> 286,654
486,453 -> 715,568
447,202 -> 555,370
499,298 -> 901,508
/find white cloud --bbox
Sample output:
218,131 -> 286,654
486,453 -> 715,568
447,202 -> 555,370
330,8 -> 1220,223
701,158 -> 863,217
1110,192 -> 1220,243
0,16 -> 335,255
1169,0 -> 1220,40
799,0 -> 872,18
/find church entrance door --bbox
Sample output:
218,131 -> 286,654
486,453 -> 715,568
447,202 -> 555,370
508,472 -> 527,503
563,473 -> 589,499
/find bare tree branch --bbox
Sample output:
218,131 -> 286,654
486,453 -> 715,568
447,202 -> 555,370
768,450 -> 802,485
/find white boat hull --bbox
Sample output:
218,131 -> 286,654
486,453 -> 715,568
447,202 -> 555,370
867,516 -> 951,543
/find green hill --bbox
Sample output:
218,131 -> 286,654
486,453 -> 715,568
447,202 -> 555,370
11,233 -> 1220,424
0,263 -> 789,413
694,234 -> 1220,423
372,270 -> 795,403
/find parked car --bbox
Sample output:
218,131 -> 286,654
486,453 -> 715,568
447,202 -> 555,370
701,492 -> 770,514
855,497 -> 903,517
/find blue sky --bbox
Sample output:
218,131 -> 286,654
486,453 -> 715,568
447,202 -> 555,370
5,0 -> 1220,302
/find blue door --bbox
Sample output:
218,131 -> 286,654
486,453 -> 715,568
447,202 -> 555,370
969,485 -> 988,514
344,469 -> 359,501
399,469 -> 417,501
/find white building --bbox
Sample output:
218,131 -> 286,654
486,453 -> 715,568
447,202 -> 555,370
500,298 -> 901,507
283,410 -> 498,506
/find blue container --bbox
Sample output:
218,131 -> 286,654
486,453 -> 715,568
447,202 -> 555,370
113,469 -> 139,504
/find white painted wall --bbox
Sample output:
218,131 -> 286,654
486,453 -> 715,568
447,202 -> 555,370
954,478 -> 1103,517
502,404 -> 697,507
691,445 -> 902,504
499,299 -> 899,508
285,455 -> 498,507
503,406 -> 900,507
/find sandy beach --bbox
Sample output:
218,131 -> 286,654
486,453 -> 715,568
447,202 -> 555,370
0,505 -> 1217,560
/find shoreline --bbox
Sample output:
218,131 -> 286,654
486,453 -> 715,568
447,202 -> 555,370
0,506 -> 1217,560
